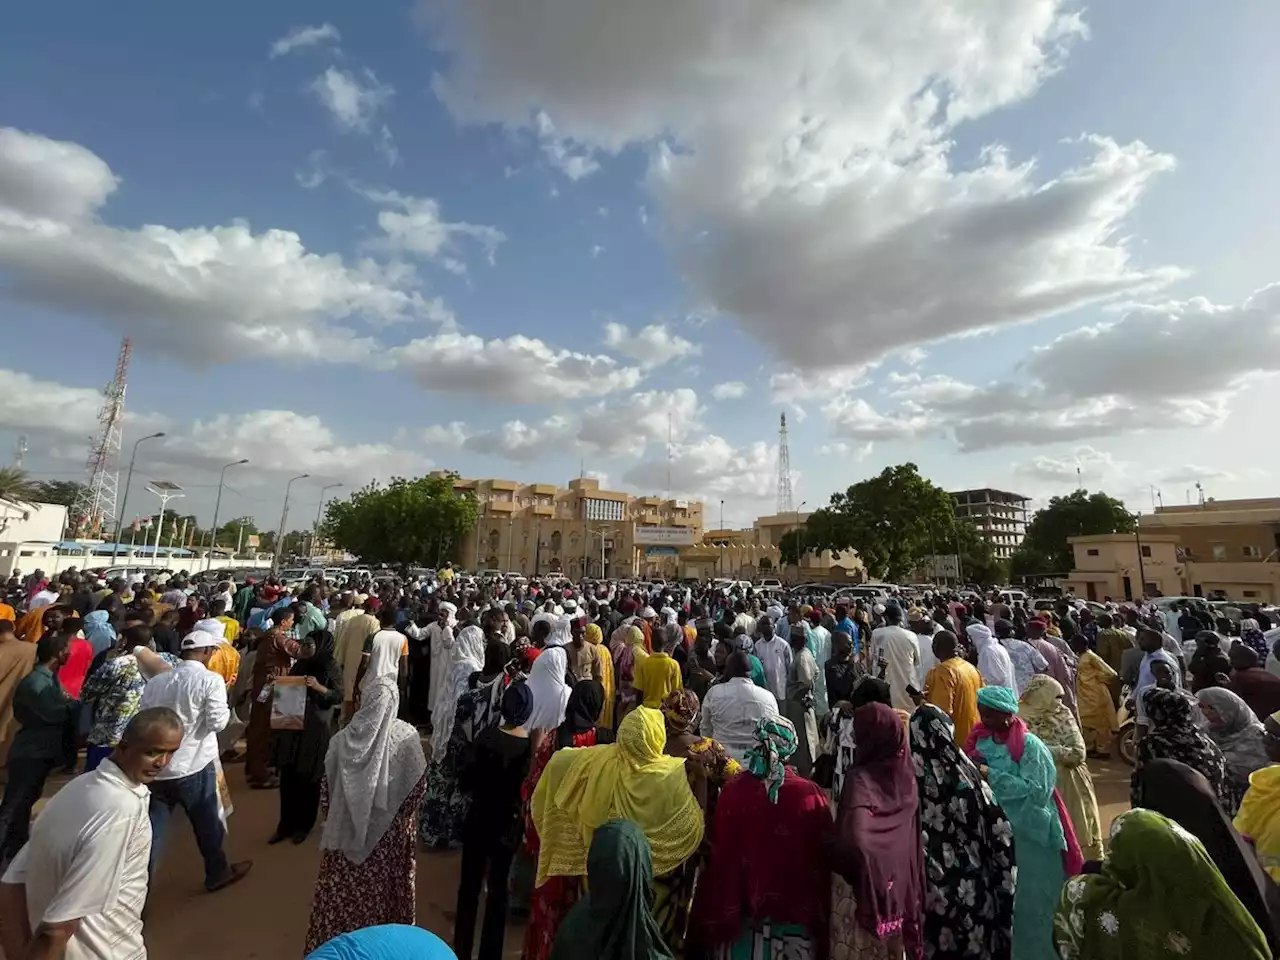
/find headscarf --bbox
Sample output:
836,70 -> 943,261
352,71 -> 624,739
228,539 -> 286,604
429,624 -> 486,763
547,615 -> 573,648
1053,809 -> 1270,960
321,676 -> 427,865
361,627 -> 406,696
291,630 -> 337,681
304,924 -> 457,960
548,819 -> 674,960
585,622 -> 616,728
83,609 -> 117,657
660,689 -> 700,737
967,622 -> 1016,691
1196,687 -> 1271,799
1018,675 -> 1079,753
1135,687 -> 1236,813
1136,759 -> 1280,955
909,704 -> 1016,960
526,646 -> 572,732
501,680 -> 534,728
829,703 -> 924,957
743,715 -> 798,804
963,685 -> 1027,760
530,707 -> 703,886
850,676 -> 892,709
557,680 -> 606,750
1241,619 -> 1270,660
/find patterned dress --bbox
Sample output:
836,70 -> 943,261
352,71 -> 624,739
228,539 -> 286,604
80,652 -> 181,749
417,674 -> 503,849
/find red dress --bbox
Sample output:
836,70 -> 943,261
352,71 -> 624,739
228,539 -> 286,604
57,638 -> 93,700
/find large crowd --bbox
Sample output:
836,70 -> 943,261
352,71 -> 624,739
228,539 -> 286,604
0,564 -> 1279,958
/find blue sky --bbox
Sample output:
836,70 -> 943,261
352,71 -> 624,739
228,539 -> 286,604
2,1 -> 1278,533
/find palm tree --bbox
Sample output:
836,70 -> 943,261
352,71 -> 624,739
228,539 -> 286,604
0,467 -> 40,504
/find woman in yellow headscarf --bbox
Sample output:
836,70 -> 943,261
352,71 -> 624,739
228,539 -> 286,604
526,706 -> 703,960
585,623 -> 615,730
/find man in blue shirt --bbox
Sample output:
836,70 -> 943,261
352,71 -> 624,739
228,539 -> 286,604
834,603 -> 860,660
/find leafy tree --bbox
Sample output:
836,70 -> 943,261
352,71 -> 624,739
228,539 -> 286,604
778,528 -> 806,566
0,467 -> 40,503
32,479 -> 86,507
323,474 -> 477,567
950,519 -> 1007,587
1010,489 -> 1134,576
214,516 -> 258,551
802,464 -> 955,582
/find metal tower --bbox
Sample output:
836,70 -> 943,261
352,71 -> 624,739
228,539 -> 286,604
776,412 -> 794,514
13,435 -> 27,469
70,338 -> 130,539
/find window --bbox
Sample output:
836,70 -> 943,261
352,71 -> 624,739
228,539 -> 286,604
1086,548 -> 1100,557
1243,545 -> 1263,558
1212,543 -> 1227,561
1140,545 -> 1152,558
1244,590 -> 1260,598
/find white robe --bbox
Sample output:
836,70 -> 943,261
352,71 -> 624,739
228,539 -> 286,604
426,621 -> 455,717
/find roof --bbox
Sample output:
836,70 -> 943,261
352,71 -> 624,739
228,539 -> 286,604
1068,532 -> 1180,544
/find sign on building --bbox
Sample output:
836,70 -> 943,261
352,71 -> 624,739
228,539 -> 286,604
585,498 -> 624,521
635,526 -> 695,546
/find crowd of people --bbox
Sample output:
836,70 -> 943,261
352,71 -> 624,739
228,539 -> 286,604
1,563 -> 1280,957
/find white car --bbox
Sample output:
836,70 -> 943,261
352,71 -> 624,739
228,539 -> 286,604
756,578 -> 783,590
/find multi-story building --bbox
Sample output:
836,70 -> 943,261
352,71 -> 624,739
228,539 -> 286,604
440,474 -> 703,579
950,488 -> 1030,561
1140,497 -> 1280,563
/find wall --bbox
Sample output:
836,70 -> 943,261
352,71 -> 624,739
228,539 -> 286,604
1183,561 -> 1280,603
1066,535 -> 1182,601
1141,499 -> 1280,563
0,499 -> 67,544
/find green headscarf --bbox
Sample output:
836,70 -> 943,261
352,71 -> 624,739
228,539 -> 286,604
548,819 -> 673,960
977,684 -> 1020,715
744,715 -> 797,804
1053,809 -> 1269,959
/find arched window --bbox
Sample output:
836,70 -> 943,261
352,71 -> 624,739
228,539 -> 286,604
550,530 -> 562,552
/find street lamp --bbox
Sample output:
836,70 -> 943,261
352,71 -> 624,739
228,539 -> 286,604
145,481 -> 184,565
112,432 -> 165,559
273,474 -> 310,573
205,459 -> 249,572
310,483 -> 344,559
794,501 -> 807,573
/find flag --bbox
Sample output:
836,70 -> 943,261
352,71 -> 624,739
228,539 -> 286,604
177,518 -> 187,546
140,516 -> 152,529
131,517 -> 140,533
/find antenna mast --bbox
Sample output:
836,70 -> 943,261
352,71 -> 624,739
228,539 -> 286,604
70,337 -> 130,539
13,435 -> 27,469
776,413 -> 794,514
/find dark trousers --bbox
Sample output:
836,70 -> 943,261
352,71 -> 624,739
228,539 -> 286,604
148,761 -> 230,889
0,757 -> 55,866
275,765 -> 320,838
454,826 -> 517,960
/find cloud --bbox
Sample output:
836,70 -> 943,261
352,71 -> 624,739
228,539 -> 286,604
463,416 -> 575,462
590,244 -> 605,258
533,111 -> 600,180
1013,445 -> 1118,483
412,422 -> 471,447
710,381 -> 746,401
360,187 -> 504,269
310,67 -> 393,133
270,23 -> 341,58
0,369 -> 135,441
601,321 -> 699,368
421,1 -> 1181,368
578,388 -> 701,456
771,365 -> 873,419
1159,465 -> 1243,487
392,332 -> 643,402
621,434 -> 780,504
817,440 -> 873,460
0,129 -> 443,366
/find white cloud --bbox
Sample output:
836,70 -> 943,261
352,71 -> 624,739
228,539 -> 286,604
310,67 -> 393,133
771,365 -> 873,419
360,187 -> 504,269
417,422 -> 470,447
533,111 -> 600,180
1013,445 -> 1118,483
901,347 -> 928,366
578,388 -> 701,456
270,23 -> 341,58
710,381 -> 746,401
817,440 -> 873,460
392,332 -> 642,402
0,129 -> 438,366
621,434 -> 780,505
0,369 -> 133,441
463,416 -> 575,462
590,244 -> 605,258
602,321 -> 699,368
422,1 -> 1181,368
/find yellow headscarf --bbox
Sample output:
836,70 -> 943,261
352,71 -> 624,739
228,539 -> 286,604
1019,675 -> 1070,728
585,623 -> 616,729
531,706 -> 703,885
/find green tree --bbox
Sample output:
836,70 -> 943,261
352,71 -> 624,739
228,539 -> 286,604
214,516 -> 258,551
32,479 -> 86,507
323,474 -> 477,567
1009,489 -> 1134,576
778,528 -> 806,566
950,519 -> 1008,587
0,467 -> 40,503
802,464 -> 955,582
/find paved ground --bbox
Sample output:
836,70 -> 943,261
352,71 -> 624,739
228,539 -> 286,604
16,754 -> 1134,959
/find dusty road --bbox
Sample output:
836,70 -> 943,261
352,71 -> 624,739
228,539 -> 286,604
17,754 -> 1134,959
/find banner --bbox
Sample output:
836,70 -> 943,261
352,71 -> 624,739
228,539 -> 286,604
634,525 -> 695,546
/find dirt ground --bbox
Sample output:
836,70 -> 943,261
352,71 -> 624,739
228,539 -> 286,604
14,754 -> 1134,959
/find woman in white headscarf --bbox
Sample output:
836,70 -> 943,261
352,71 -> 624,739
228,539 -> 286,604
427,602 -> 458,721
305,675 -> 428,953
967,622 -> 1016,691
545,615 -> 572,649
525,646 -> 572,734
417,621 -> 505,849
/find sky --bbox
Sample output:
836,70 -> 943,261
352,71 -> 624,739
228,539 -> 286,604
2,1 -> 1279,534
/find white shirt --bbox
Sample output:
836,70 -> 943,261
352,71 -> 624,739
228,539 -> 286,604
699,677 -> 780,763
29,589 -> 59,611
915,626 -> 940,687
3,758 -> 150,959
139,661 -> 229,780
872,625 -> 921,712
363,629 -> 406,695
754,636 -> 793,703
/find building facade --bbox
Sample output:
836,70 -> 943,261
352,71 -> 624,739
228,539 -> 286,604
1140,498 -> 1280,563
1065,533 -> 1182,601
951,488 -> 1030,561
442,474 -> 703,579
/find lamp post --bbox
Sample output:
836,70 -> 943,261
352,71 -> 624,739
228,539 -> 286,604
793,500 -> 807,575
273,474 -> 310,573
145,481 -> 184,566
1133,511 -> 1147,601
310,483 -> 343,560
205,459 -> 249,572
112,432 -> 165,559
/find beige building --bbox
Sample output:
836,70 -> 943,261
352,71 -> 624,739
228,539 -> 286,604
1140,498 -> 1280,563
701,513 -> 866,583
443,474 -> 703,579
951,488 -> 1030,561
1064,533 -> 1182,602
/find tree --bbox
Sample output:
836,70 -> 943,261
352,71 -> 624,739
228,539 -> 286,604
323,474 -> 478,567
778,528 -> 806,566
1010,489 -> 1134,576
214,516 -> 258,551
32,479 -> 86,507
802,464 -> 955,582
950,519 -> 1007,587
0,467 -> 40,504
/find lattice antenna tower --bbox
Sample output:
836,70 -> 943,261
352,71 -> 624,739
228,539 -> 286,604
776,412 -> 794,514
70,337 -> 131,538
13,435 -> 27,469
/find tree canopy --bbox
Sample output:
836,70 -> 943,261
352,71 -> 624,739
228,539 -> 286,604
801,463 -> 956,582
0,468 -> 40,504
322,474 -> 477,568
1010,489 -> 1134,576
32,479 -> 86,507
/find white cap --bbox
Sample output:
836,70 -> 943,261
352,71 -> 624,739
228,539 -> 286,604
181,630 -> 221,651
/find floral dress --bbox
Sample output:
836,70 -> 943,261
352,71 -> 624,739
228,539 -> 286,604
909,705 -> 1016,960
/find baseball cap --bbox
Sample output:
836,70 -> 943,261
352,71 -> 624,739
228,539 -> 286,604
181,630 -> 221,651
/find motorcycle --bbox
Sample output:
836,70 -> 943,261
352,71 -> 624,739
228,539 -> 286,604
1114,684 -> 1137,766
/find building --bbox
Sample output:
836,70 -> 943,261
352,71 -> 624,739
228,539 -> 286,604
1064,533 -> 1181,602
951,488 -> 1030,561
442,474 -> 703,579
1140,498 -> 1280,563
701,513 -> 866,583
0,498 -> 68,577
